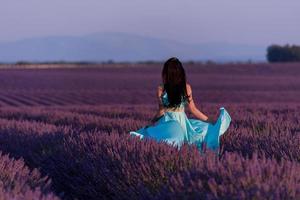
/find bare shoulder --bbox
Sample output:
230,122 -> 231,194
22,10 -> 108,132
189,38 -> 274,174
186,83 -> 191,89
186,83 -> 192,94
157,84 -> 164,96
158,84 -> 163,91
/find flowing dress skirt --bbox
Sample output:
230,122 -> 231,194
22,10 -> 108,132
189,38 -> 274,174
129,107 -> 231,152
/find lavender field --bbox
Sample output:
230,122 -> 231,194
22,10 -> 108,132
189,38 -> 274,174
0,63 -> 299,199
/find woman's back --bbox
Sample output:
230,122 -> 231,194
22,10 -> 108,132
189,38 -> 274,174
158,83 -> 190,112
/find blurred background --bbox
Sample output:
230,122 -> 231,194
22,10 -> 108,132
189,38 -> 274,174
0,0 -> 299,63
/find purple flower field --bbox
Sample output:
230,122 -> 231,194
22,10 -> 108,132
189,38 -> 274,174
0,63 -> 299,199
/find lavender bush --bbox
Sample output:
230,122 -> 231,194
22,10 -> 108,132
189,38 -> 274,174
0,105 -> 299,199
0,63 -> 299,199
0,152 -> 59,200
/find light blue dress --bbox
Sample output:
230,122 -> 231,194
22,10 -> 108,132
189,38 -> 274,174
129,90 -> 231,153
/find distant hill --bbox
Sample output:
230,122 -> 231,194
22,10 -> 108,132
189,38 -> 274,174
0,32 -> 265,62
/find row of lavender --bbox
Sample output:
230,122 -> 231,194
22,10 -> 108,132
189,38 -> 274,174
0,103 -> 299,199
0,63 -> 300,107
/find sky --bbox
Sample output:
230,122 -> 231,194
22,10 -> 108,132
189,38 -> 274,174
1,0 -> 300,46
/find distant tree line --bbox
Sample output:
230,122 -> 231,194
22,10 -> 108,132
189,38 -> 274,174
267,44 -> 300,62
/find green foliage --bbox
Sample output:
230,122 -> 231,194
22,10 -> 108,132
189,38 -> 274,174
267,44 -> 300,62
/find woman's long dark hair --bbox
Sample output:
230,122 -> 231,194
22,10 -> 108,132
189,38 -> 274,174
162,57 -> 190,108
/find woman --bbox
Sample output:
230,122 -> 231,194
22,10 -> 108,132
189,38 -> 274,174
129,57 -> 231,153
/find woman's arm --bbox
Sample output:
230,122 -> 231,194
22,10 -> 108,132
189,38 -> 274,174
186,84 -> 214,123
150,85 -> 165,123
